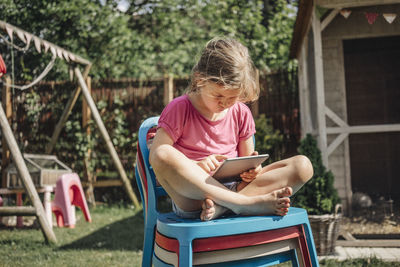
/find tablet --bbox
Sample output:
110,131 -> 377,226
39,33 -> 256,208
212,154 -> 269,183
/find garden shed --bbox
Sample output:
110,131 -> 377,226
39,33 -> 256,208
290,0 -> 400,213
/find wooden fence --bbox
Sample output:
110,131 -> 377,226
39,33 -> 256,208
1,69 -> 300,197
88,70 -> 300,147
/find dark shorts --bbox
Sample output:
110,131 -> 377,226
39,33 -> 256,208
171,181 -> 239,219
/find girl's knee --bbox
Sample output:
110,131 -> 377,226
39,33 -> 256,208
292,155 -> 313,182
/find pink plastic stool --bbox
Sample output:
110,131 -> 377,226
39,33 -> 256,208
51,173 -> 92,228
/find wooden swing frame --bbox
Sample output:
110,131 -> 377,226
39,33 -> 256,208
0,20 -> 139,244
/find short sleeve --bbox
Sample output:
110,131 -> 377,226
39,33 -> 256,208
157,96 -> 188,143
238,103 -> 256,141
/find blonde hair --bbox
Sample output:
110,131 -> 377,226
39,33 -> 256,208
188,37 -> 259,102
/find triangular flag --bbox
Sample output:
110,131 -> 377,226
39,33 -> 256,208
24,32 -> 32,49
5,26 -> 13,41
16,29 -> 26,43
383,13 -> 397,24
365,12 -> 379,24
34,37 -> 41,53
43,41 -> 50,53
340,9 -> 352,19
69,53 -> 76,61
50,45 -> 56,57
63,50 -> 70,62
56,48 -> 63,59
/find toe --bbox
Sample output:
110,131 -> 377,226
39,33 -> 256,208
277,197 -> 290,206
201,212 -> 212,221
204,199 -> 214,209
277,202 -> 289,210
277,187 -> 293,198
276,207 -> 289,216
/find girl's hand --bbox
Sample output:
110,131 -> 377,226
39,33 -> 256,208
197,154 -> 228,173
239,151 -> 262,182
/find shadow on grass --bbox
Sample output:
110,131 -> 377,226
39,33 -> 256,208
59,212 -> 144,251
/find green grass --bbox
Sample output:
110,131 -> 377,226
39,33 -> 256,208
278,259 -> 400,267
1,206 -> 400,266
319,259 -> 400,266
0,205 -> 144,267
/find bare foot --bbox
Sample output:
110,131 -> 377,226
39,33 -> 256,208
238,187 -> 293,216
200,198 -> 227,221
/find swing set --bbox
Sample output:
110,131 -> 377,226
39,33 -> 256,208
0,20 -> 140,243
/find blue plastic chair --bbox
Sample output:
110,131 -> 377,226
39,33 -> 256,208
135,116 -> 319,267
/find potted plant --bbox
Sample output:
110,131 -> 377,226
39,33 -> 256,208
293,134 -> 342,255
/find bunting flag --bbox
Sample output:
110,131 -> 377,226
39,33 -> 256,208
340,9 -> 352,19
1,22 -> 82,63
34,36 -> 41,53
339,9 -> 398,25
383,13 -> 397,24
5,25 -> 13,41
365,12 -> 379,24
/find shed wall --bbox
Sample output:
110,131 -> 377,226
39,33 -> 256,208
321,4 -> 400,210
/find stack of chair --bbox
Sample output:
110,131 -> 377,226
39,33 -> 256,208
135,116 -> 319,267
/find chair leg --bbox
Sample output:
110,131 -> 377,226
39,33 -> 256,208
153,253 -> 175,267
179,240 -> 193,267
70,184 -> 92,223
302,223 -> 319,267
291,248 -> 300,267
142,226 -> 156,267
52,208 -> 65,227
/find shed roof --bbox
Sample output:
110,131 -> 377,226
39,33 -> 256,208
289,0 -> 400,59
289,0 -> 313,59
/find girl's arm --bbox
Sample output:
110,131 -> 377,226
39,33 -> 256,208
237,136 -> 262,182
237,136 -> 255,157
150,128 -> 174,148
150,128 -> 226,174
149,128 -> 174,166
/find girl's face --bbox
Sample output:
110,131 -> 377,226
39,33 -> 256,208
199,82 -> 240,113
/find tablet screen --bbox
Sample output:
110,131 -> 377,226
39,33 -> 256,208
212,154 -> 269,183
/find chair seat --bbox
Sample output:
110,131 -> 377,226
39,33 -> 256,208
157,207 -> 310,238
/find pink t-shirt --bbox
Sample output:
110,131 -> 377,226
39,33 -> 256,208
157,94 -> 255,161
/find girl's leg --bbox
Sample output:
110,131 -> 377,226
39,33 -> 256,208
150,144 -> 292,216
238,155 -> 313,196
201,155 -> 313,220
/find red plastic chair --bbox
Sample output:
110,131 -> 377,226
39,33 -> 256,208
51,173 -> 92,228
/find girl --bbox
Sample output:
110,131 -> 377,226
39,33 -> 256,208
149,37 -> 313,221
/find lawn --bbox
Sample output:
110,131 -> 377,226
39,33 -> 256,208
0,205 -> 143,267
1,205 -> 400,267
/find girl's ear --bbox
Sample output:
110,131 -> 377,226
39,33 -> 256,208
192,73 -> 206,90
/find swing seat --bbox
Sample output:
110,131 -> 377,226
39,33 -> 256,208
51,173 -> 91,228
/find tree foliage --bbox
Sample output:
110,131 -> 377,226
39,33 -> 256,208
254,114 -> 284,163
0,0 -> 297,81
294,134 -> 341,215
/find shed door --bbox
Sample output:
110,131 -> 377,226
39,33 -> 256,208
343,36 -> 400,200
